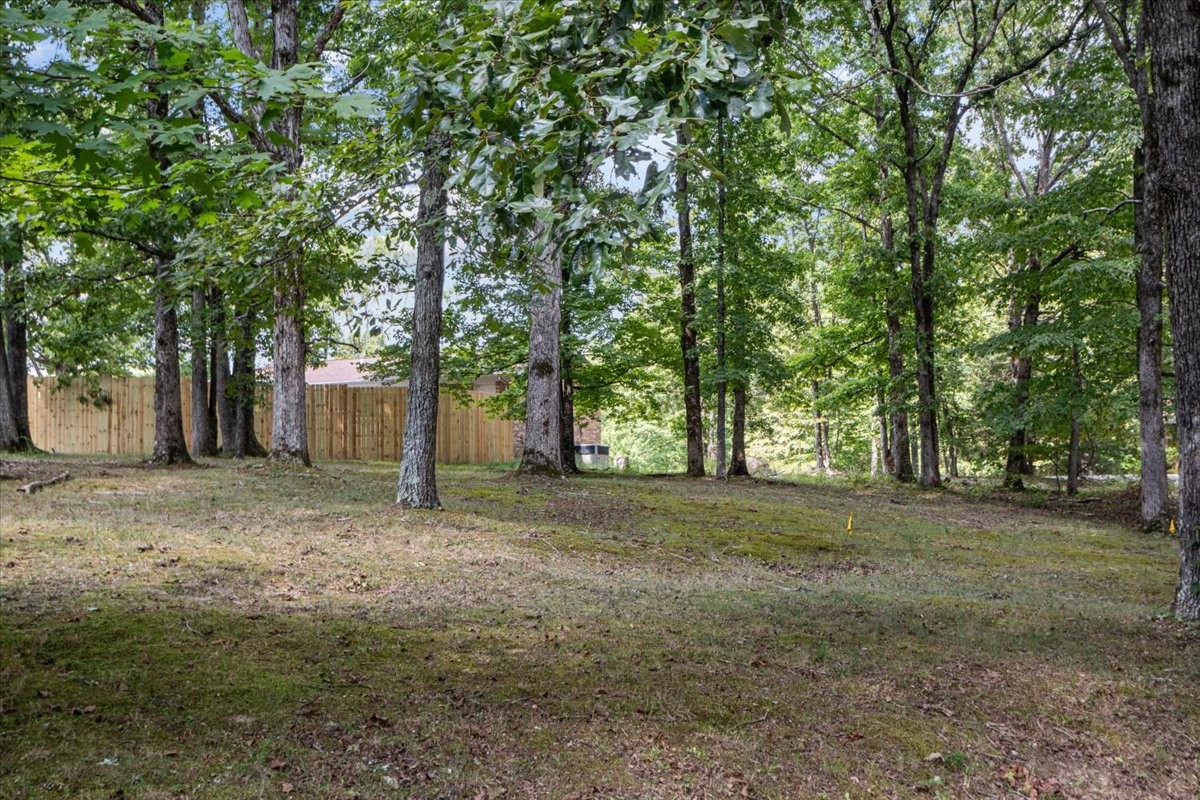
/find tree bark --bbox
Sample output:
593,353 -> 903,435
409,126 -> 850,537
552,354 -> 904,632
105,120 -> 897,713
714,115 -> 728,479
397,132 -> 448,508
559,250 -> 580,474
878,405 -> 893,474
878,202 -> 914,483
270,289 -> 309,465
728,234 -> 748,478
560,363 -> 578,474
676,122 -> 705,477
911,226 -> 942,487
885,290 -> 913,481
1147,0 -> 1200,620
231,309 -> 267,458
1091,0 -> 1171,532
811,379 -> 832,474
1066,416 -> 1081,496
210,289 -> 236,450
519,219 -> 564,476
944,404 -> 958,478
1133,142 -> 1170,530
1,234 -> 32,450
0,321 -> 20,452
139,1 -> 188,466
808,274 -> 832,475
1067,345 -> 1083,496
266,0 -> 310,466
730,383 -> 749,476
4,307 -> 30,448
151,256 -> 191,464
1004,258 -> 1040,489
190,289 -> 218,456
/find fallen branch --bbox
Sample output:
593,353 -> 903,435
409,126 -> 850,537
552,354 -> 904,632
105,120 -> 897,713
19,471 -> 70,495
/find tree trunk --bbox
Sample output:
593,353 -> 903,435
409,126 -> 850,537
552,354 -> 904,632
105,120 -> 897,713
264,0 -> 309,466
1133,142 -> 1171,530
874,5 -> 949,489
1004,262 -> 1040,489
1066,344 -> 1084,496
1067,417 -> 1081,496
1091,0 -> 1172,532
1147,0 -> 1200,620
676,122 -> 705,477
519,219 -> 564,476
730,383 -> 749,476
151,256 -> 191,464
812,379 -> 831,474
560,365 -> 578,474
5,310 -> 30,447
885,293 -> 913,481
1,236 -> 32,449
878,406 -> 893,474
912,232 -> 942,486
0,321 -> 20,452
1003,376 -> 1031,489
231,309 -> 267,459
879,206 -> 914,483
139,2 -> 188,466
270,289 -> 309,465
714,115 -> 728,479
559,250 -> 580,475
397,132 -> 448,507
190,289 -> 218,456
210,290 -> 235,451
944,404 -> 958,478
808,275 -> 832,475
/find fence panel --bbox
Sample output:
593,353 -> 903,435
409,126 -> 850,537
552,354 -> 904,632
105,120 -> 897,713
25,376 -> 513,464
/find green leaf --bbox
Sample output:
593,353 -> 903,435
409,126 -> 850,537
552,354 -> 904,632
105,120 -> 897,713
331,93 -> 379,119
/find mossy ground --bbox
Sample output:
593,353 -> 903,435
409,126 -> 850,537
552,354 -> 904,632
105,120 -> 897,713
1,457 -> 1197,798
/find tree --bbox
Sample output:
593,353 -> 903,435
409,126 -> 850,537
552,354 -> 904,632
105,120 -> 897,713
864,0 -> 1081,486
0,229 -> 33,451
395,132 -> 450,507
1146,0 -> 1200,620
1090,0 -> 1170,530
213,0 -> 354,467
676,121 -> 705,477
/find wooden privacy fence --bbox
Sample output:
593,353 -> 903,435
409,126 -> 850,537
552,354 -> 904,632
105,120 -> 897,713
26,376 -> 515,464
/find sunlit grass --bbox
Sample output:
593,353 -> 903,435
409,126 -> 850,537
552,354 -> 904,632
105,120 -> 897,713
1,456 -> 1196,798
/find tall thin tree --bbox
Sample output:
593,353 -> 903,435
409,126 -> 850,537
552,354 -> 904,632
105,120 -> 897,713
1146,0 -> 1200,620
397,132 -> 449,507
676,121 -> 705,477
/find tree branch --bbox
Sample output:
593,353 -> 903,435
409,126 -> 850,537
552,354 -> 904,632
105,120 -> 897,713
207,92 -> 275,155
310,1 -> 348,61
64,227 -> 169,259
105,0 -> 156,25
225,0 -> 260,60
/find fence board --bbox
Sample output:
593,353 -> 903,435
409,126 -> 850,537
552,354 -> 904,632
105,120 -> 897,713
26,375 -> 513,464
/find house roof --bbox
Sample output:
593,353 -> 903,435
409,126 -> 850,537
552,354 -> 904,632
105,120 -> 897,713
303,358 -> 507,393
305,358 -> 385,386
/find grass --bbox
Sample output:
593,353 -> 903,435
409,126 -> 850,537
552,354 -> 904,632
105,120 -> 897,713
1,455 -> 1197,799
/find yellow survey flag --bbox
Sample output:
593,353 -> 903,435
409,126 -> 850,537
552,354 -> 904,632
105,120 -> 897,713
847,513 -> 853,535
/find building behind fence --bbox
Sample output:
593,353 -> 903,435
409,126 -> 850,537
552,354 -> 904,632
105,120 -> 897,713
26,375 -> 515,464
